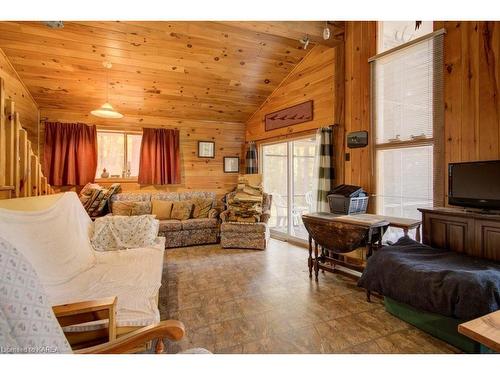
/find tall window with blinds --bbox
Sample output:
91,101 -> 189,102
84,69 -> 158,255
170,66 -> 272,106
371,25 -> 444,240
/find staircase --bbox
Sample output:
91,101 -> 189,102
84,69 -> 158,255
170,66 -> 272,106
0,77 -> 54,199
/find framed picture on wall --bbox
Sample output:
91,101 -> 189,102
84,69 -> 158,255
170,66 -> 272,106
198,141 -> 215,158
223,156 -> 240,173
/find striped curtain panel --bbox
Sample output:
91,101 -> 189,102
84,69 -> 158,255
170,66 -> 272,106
313,127 -> 334,212
245,141 -> 258,174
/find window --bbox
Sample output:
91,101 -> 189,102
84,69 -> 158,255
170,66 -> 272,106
96,131 -> 142,179
372,22 -> 444,241
378,21 -> 433,53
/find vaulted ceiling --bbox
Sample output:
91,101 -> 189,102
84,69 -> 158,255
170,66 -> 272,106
0,21 -> 343,123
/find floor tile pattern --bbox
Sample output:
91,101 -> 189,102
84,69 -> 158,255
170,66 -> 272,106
164,240 -> 459,354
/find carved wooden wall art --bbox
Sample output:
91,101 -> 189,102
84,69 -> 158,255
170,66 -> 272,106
264,100 -> 313,131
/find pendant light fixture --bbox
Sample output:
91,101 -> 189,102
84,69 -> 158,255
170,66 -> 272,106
91,61 -> 123,119
323,21 -> 331,40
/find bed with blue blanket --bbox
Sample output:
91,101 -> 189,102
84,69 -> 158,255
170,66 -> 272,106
358,236 -> 500,352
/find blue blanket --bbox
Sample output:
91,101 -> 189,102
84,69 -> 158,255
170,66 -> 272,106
357,237 -> 500,320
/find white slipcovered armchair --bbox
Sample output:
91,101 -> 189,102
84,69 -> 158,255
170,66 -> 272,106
0,236 -> 189,354
0,192 -> 202,353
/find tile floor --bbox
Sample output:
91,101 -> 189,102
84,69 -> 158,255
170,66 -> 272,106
164,239 -> 459,354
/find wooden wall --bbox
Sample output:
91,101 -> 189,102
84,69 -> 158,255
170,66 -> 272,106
41,109 -> 245,197
343,21 -> 377,194
0,49 -> 39,155
435,21 -> 500,202
341,21 -> 500,209
246,44 -> 342,141
245,44 -> 344,181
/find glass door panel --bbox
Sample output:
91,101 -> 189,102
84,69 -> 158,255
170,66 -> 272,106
262,143 -> 288,234
262,136 -> 317,241
292,137 -> 316,240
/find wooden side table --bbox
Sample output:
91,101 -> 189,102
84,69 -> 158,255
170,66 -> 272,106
458,310 -> 500,353
302,212 -> 389,281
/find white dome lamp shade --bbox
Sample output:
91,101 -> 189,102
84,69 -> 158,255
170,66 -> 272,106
91,102 -> 124,119
91,61 -> 123,119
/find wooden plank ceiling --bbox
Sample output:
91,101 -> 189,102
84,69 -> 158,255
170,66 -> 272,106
0,21 -> 343,123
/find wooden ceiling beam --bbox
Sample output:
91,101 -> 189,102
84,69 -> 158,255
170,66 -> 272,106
218,21 -> 345,48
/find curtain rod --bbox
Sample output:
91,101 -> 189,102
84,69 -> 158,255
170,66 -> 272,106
368,28 -> 446,63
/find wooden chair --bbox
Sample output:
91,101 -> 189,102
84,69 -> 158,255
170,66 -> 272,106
51,296 -> 183,354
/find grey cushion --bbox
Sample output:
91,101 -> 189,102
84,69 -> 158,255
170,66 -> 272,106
158,220 -> 183,232
221,222 -> 267,234
181,218 -> 219,230
151,192 -> 180,201
111,192 -> 151,203
0,237 -> 72,354
179,192 -> 216,201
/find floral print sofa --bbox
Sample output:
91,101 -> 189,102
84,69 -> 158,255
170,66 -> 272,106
110,191 -> 220,248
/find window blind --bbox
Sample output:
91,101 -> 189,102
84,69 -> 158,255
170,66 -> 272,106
371,29 -> 445,215
371,31 -> 444,145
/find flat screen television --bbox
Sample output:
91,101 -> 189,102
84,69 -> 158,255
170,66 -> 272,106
448,160 -> 500,210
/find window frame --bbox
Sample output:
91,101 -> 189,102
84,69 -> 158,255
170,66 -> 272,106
95,128 -> 143,182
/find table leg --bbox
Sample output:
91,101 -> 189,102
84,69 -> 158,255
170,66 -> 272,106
403,228 -> 409,237
308,235 -> 313,278
416,224 -> 421,242
314,241 -> 319,282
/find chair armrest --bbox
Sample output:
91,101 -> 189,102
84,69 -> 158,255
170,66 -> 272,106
260,210 -> 271,224
53,296 -> 117,341
219,209 -> 230,222
208,207 -> 221,219
74,320 -> 185,354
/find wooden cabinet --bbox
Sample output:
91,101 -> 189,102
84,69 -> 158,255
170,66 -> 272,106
419,208 -> 500,261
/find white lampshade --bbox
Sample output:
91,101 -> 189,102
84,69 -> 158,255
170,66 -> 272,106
90,102 -> 123,119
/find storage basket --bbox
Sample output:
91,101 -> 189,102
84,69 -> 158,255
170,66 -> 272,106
327,194 -> 369,215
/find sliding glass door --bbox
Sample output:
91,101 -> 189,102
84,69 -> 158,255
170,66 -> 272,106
262,136 -> 316,242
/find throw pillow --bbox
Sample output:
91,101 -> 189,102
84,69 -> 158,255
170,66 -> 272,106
192,197 -> 213,218
111,201 -> 152,216
79,183 -> 121,218
90,183 -> 121,217
79,182 -> 100,209
91,215 -> 159,251
152,200 -> 174,220
171,201 -> 193,220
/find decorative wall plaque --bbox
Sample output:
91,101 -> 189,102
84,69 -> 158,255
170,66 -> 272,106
264,100 -> 313,131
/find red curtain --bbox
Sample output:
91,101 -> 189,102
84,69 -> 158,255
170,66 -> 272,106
138,128 -> 181,185
44,122 -> 97,186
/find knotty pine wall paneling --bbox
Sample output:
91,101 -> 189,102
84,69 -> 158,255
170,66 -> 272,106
434,21 -> 500,203
41,109 -> 245,197
0,21 -> 314,124
342,21 -> 499,208
343,21 -> 377,196
245,44 -> 345,184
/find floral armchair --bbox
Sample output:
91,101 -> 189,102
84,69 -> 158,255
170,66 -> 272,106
219,192 -> 272,250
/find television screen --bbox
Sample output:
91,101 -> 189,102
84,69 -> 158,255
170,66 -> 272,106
448,160 -> 500,209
